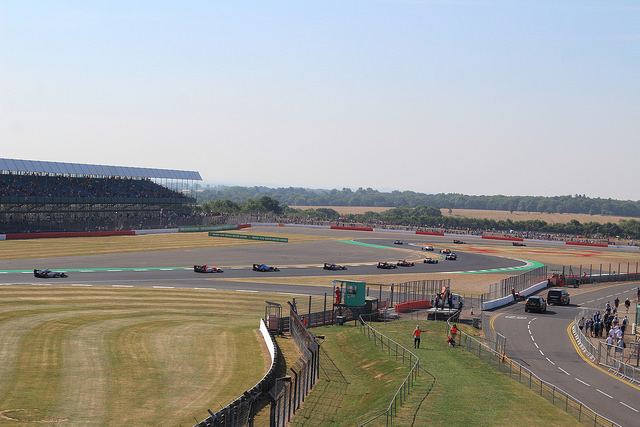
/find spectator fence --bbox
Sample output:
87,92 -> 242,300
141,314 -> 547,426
455,322 -> 618,427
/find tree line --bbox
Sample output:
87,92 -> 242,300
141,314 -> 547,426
197,186 -> 640,218
196,195 -> 640,239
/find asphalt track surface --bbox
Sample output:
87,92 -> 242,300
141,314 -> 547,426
0,234 -> 531,295
492,283 -> 640,426
2,228 -> 639,425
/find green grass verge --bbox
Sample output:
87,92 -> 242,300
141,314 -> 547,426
292,320 -> 581,426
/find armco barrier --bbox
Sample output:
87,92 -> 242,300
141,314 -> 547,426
416,231 -> 445,236
330,226 -> 374,232
179,224 -> 239,232
193,319 -> 278,427
482,235 -> 524,242
566,241 -> 609,248
5,230 -> 135,239
208,232 -> 288,242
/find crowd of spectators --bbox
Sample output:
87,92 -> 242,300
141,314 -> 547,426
0,173 -> 188,199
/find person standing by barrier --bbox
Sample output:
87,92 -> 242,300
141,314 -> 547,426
334,286 -> 341,304
413,325 -> 422,349
450,324 -> 458,345
578,317 -> 585,332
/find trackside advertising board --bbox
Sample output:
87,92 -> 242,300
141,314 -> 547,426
208,232 -> 288,242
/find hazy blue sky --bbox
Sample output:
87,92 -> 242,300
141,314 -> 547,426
2,1 -> 639,200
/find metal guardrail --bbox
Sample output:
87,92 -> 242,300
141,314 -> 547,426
355,316 -> 436,426
572,308 -> 640,385
456,327 -> 618,426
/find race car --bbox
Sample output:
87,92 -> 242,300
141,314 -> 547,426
33,269 -> 68,278
193,264 -> 224,273
445,253 -> 458,260
512,242 -> 526,246
323,263 -> 347,270
393,240 -> 403,245
396,260 -> 415,267
440,248 -> 452,254
253,263 -> 280,272
424,258 -> 439,264
422,245 -> 434,251
377,261 -> 397,269
453,239 -> 465,244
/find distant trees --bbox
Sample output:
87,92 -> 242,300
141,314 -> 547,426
196,186 -> 640,218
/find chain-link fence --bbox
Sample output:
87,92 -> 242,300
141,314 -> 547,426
194,319 -> 278,427
355,317 -> 435,426
483,265 -> 548,301
271,303 -> 321,426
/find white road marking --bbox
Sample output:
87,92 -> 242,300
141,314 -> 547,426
112,285 -> 133,287
277,292 -> 307,296
153,286 -> 174,289
558,367 -> 570,375
71,284 -> 92,287
194,287 -> 216,290
620,402 -> 639,412
596,389 -> 613,399
236,290 -> 258,293
539,350 -> 545,356
530,335 -> 535,341
534,343 -> 539,349
107,269 -> 122,272
575,378 -> 591,387
546,357 -> 555,365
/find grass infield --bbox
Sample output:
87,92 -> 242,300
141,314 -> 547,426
292,320 -> 581,426
0,286 -> 291,426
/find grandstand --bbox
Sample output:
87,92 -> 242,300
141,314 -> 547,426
0,158 -> 202,233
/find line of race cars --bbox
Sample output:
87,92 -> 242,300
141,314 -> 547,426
33,240 -> 460,278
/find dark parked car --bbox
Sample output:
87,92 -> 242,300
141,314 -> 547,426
547,288 -> 570,305
525,296 -> 547,313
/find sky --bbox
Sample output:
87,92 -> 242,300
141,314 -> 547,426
1,1 -> 639,201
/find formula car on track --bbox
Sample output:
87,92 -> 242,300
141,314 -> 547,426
377,261 -> 397,269
422,245 -> 434,251
253,263 -> 280,272
396,260 -> 415,267
445,253 -> 458,260
424,258 -> 439,264
393,240 -> 403,245
512,242 -> 526,246
453,239 -> 465,244
33,269 -> 68,278
193,264 -> 224,273
440,248 -> 452,254
323,263 -> 347,270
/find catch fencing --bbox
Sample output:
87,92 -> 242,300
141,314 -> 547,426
483,265 -> 548,301
482,263 -> 640,303
193,319 -> 278,427
455,327 -> 618,427
355,316 -> 435,426
391,279 -> 450,305
271,303 -> 321,426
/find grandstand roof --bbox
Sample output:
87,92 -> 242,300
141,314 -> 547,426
0,158 -> 201,180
